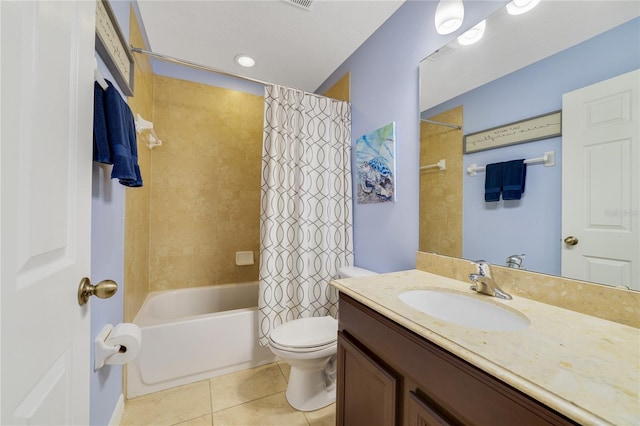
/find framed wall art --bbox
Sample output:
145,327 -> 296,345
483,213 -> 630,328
356,122 -> 396,204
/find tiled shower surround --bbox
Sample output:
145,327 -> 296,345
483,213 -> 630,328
149,76 -> 263,291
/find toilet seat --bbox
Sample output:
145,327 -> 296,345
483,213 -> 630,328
269,316 -> 338,353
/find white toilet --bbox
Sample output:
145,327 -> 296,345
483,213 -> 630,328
267,265 -> 377,411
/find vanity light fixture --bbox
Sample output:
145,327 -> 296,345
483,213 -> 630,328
457,19 -> 486,46
435,0 -> 465,35
234,54 -> 255,68
506,0 -> 540,15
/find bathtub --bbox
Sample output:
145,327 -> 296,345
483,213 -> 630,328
126,282 -> 276,397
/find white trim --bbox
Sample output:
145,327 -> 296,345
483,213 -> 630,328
109,394 -> 125,426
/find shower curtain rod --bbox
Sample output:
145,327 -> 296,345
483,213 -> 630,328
131,46 -> 271,87
421,118 -> 462,130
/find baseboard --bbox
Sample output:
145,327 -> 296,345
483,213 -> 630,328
109,394 -> 125,426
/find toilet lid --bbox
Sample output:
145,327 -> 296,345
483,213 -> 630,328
270,316 -> 338,349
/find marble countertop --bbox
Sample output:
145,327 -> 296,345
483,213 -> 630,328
331,269 -> 640,426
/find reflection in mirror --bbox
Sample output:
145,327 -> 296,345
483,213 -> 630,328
419,1 -> 639,289
420,108 -> 463,258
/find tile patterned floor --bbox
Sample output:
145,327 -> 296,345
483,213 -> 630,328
121,362 -> 336,426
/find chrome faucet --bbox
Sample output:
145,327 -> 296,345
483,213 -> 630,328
468,261 -> 512,300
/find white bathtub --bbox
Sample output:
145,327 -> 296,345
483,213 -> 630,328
126,282 -> 276,397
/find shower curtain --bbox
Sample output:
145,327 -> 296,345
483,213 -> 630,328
258,84 -> 354,345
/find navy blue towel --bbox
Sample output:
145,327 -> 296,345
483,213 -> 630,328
502,159 -> 526,200
93,82 -> 112,164
484,162 -> 503,202
103,80 -> 143,187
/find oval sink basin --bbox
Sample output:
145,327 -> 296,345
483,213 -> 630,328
398,289 -> 530,331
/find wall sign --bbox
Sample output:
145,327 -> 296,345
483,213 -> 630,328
464,111 -> 561,153
95,0 -> 134,96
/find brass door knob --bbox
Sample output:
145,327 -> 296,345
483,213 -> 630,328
77,277 -> 118,306
564,236 -> 579,246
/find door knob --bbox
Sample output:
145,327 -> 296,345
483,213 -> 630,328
563,236 -> 579,246
77,277 -> 118,306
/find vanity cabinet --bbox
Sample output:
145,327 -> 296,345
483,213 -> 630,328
336,294 -> 578,426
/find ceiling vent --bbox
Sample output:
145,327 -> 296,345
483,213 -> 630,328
283,0 -> 313,10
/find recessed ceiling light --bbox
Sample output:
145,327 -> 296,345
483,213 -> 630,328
235,55 -> 255,68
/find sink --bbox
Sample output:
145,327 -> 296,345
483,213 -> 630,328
398,289 -> 530,331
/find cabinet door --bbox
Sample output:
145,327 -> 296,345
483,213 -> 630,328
408,391 -> 457,426
337,332 -> 398,426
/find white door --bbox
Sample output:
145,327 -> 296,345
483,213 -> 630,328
1,1 -> 95,424
562,69 -> 640,289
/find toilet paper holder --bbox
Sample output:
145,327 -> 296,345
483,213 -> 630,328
94,324 -> 132,370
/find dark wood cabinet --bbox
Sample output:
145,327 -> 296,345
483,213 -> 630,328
407,391 -> 455,426
337,332 -> 398,426
337,293 -> 577,426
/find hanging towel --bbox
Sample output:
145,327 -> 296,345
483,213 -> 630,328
484,162 -> 503,202
502,159 -> 526,200
103,80 -> 143,187
93,81 -> 112,164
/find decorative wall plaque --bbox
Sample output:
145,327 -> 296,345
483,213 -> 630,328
464,111 -> 561,153
95,0 -> 134,96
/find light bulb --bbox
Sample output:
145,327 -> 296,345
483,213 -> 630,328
457,20 -> 486,46
506,0 -> 540,15
435,0 -> 465,35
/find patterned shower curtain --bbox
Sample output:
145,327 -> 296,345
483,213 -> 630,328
258,84 -> 354,346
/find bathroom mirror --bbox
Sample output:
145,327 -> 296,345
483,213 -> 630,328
419,1 -> 640,288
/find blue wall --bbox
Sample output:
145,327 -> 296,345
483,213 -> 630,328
316,1 -> 507,272
90,3 -> 130,425
422,18 -> 640,275
91,58 -> 126,425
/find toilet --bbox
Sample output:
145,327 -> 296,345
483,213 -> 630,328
267,265 -> 377,411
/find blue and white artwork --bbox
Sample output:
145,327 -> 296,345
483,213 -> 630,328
356,122 -> 396,204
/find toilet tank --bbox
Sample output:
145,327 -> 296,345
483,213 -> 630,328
338,266 -> 377,278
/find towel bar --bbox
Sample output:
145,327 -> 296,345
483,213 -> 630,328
467,151 -> 555,176
135,114 -> 163,150
420,159 -> 446,171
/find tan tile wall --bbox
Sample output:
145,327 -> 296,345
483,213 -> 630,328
416,252 -> 640,328
149,75 -> 264,291
321,73 -> 350,102
124,7 -> 153,323
419,107 -> 463,257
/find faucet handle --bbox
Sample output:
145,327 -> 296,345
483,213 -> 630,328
506,254 -> 525,269
472,260 -> 492,277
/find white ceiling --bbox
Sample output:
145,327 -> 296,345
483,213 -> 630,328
136,0 -> 405,91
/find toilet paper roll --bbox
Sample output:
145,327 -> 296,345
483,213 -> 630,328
104,323 -> 142,366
